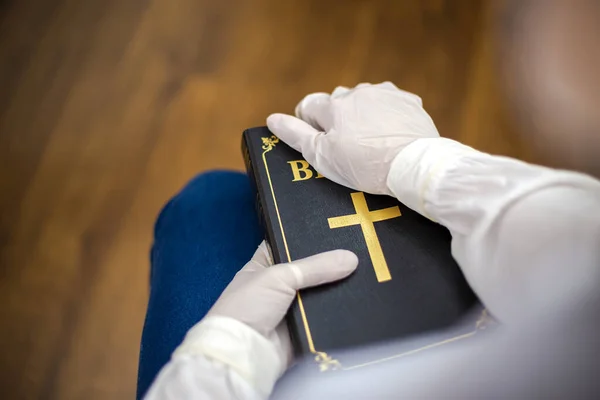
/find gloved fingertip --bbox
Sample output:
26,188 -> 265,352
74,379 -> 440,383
267,113 -> 308,133
309,249 -> 359,278
331,86 -> 350,98
295,92 -> 330,119
266,113 -> 286,129
266,113 -> 321,155
283,250 -> 359,289
247,240 -> 273,269
329,249 -> 359,273
258,240 -> 274,263
379,81 -> 399,90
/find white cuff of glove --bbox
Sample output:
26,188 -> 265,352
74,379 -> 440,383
386,138 -> 478,220
173,316 -> 282,398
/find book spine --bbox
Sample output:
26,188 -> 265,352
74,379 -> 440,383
241,132 -> 284,266
241,130 -> 308,358
241,135 -> 267,238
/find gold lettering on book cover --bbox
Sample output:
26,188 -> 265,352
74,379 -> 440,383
328,192 -> 400,282
288,159 -> 325,181
288,160 -> 313,181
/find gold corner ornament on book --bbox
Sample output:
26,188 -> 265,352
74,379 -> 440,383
261,135 -> 279,151
242,127 -> 490,371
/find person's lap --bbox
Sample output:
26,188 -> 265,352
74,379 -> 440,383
136,170 -> 263,399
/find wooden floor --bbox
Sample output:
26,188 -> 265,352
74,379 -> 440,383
0,0 -> 531,398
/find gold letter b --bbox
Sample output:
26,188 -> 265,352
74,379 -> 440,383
288,160 -> 314,181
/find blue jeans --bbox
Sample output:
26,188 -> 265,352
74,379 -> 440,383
136,171 -> 264,399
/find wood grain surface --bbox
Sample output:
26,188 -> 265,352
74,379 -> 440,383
0,0 -> 529,398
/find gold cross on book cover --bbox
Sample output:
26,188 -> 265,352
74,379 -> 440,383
242,127 -> 491,372
328,192 -> 401,282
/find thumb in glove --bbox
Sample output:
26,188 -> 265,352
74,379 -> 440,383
207,241 -> 358,368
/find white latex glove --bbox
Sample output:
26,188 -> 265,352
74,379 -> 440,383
206,242 -> 357,385
266,82 -> 440,195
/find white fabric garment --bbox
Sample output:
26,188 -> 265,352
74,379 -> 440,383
145,137 -> 600,400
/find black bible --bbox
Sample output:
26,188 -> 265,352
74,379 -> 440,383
242,126 -> 486,372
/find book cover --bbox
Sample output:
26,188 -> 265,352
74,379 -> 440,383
242,126 -> 489,372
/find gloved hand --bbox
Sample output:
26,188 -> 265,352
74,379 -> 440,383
206,241 -> 358,378
266,82 -> 440,195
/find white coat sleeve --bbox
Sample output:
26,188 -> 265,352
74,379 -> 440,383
144,316 -> 282,400
387,137 -> 600,323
